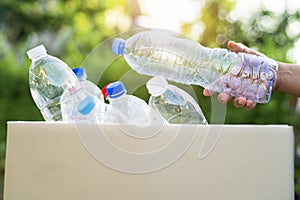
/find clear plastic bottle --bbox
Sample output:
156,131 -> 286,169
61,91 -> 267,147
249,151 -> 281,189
63,81 -> 114,124
111,30 -> 278,103
72,67 -> 104,103
106,81 -> 164,126
60,84 -> 87,122
60,84 -> 106,123
77,95 -> 105,124
146,76 -> 207,124
27,44 -> 78,121
99,83 -> 116,124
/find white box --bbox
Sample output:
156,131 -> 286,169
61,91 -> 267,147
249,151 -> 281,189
4,122 -> 294,200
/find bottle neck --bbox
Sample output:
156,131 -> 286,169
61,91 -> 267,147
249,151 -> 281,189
109,93 -> 126,104
77,77 -> 87,82
31,53 -> 48,62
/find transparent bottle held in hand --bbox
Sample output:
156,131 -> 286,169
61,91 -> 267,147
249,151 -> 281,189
112,30 -> 278,103
146,76 -> 207,124
27,44 -> 78,121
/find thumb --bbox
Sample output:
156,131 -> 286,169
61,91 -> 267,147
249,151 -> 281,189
227,41 -> 265,57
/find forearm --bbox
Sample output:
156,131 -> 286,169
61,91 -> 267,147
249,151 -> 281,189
275,62 -> 300,97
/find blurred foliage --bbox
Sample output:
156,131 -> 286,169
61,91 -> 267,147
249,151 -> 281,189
1,0 -> 300,198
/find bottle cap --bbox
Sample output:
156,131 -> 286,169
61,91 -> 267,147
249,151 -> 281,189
78,96 -> 96,115
26,44 -> 47,59
101,83 -> 111,100
106,81 -> 126,99
72,67 -> 87,79
112,38 -> 125,55
146,76 -> 169,96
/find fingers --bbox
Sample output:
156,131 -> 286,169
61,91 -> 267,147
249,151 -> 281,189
245,100 -> 256,110
203,88 -> 214,96
232,97 -> 256,110
204,90 -> 257,110
233,97 -> 247,108
204,89 -> 232,104
217,93 -> 256,109
217,93 -> 231,104
204,88 -> 257,109
227,41 -> 265,57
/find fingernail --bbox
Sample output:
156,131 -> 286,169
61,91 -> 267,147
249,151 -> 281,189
220,95 -> 226,103
238,99 -> 244,105
246,104 -> 254,110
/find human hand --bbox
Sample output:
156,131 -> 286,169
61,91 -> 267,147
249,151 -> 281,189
203,41 -> 266,110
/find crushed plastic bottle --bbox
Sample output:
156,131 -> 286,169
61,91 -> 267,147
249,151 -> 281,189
27,44 -> 78,121
112,30 -> 278,103
106,81 -> 165,126
146,76 -> 207,124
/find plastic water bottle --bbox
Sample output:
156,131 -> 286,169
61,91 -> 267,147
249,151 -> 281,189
106,81 -> 165,126
99,83 -> 116,124
111,30 -> 278,103
146,76 -> 207,124
60,84 -> 106,123
77,96 -> 99,123
27,44 -> 78,121
72,67 -> 104,103
60,84 -> 88,122
77,95 -> 106,124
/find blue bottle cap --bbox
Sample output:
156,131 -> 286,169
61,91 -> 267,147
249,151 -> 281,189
106,81 -> 126,99
72,67 -> 86,79
78,96 -> 96,115
112,38 -> 125,55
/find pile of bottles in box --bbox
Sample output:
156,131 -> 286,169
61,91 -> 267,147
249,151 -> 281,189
27,29 -> 278,125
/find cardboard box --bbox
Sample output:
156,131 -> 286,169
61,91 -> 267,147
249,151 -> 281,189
4,122 -> 294,200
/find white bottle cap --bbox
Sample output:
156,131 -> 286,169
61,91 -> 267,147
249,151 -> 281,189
146,76 -> 169,96
26,44 -> 47,60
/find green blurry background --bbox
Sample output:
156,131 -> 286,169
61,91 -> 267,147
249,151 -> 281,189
1,0 -> 300,198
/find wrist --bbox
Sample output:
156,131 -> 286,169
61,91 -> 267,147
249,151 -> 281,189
274,61 -> 296,95
273,61 -> 282,92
